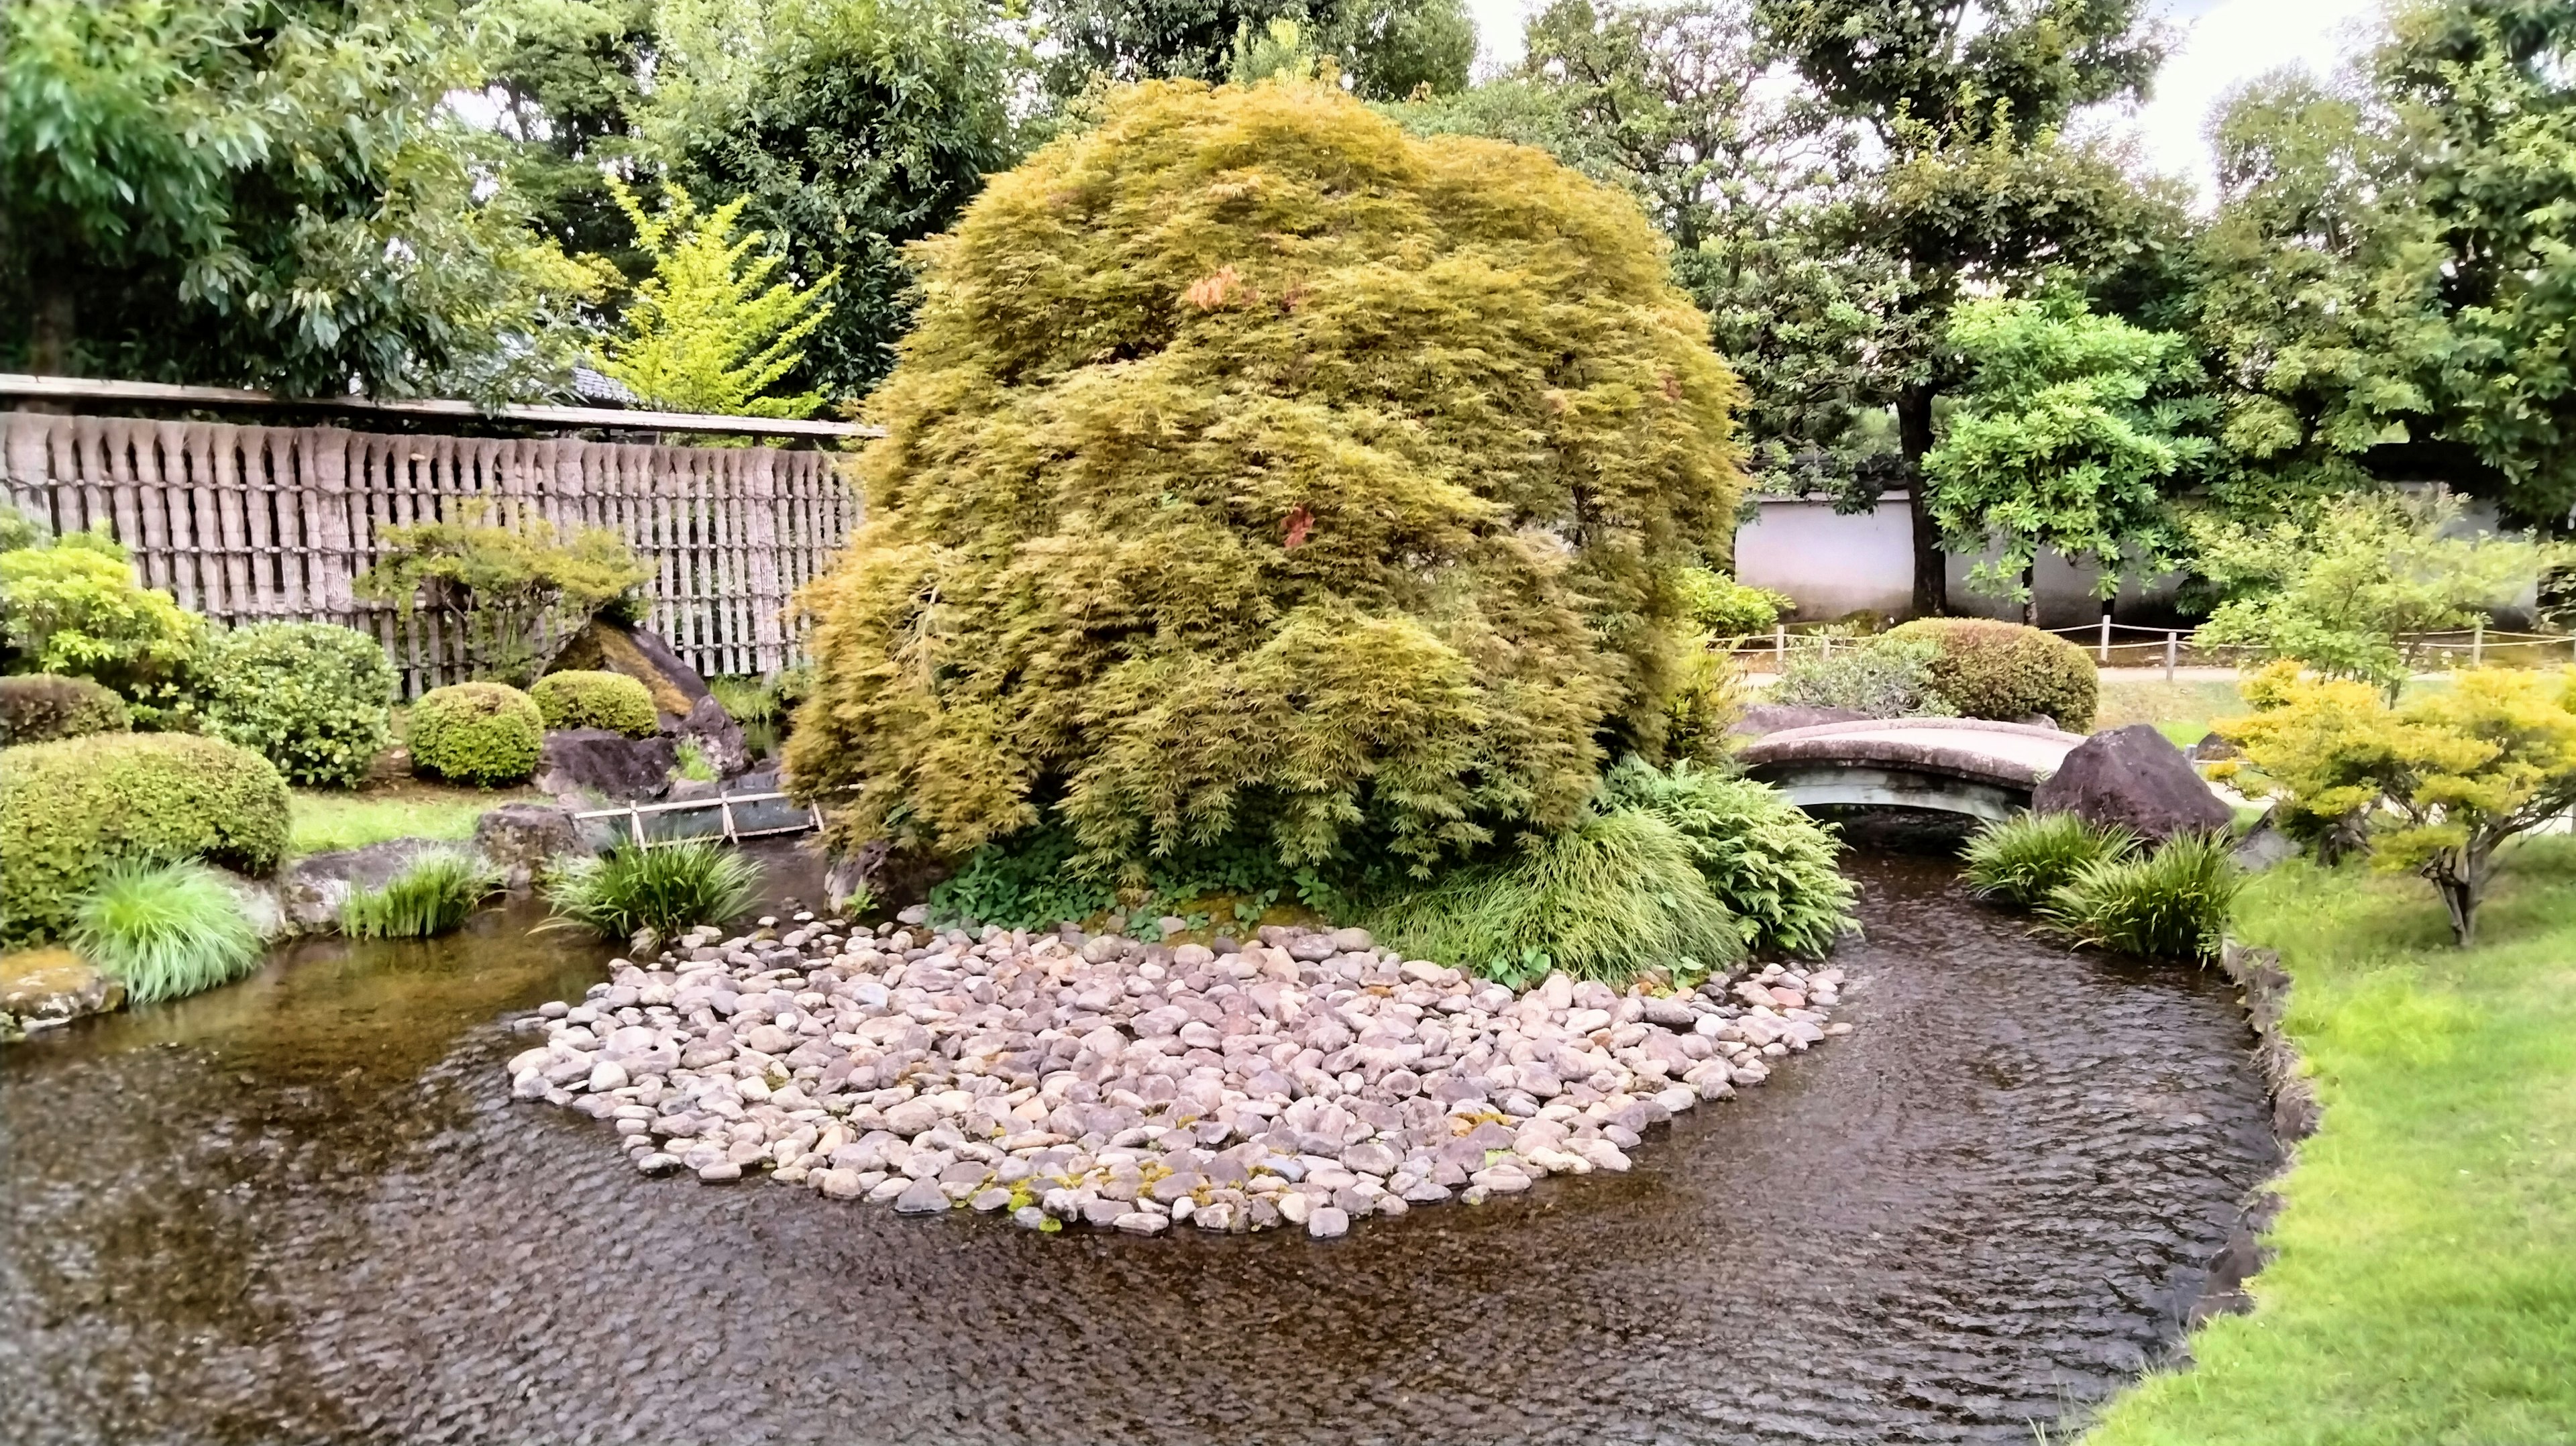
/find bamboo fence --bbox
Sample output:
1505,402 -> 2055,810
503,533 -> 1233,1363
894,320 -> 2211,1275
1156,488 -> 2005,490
1,410 -> 862,694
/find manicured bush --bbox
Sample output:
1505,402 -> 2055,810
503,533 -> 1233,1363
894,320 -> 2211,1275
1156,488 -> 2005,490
197,622 -> 397,788
1770,634 -> 1954,718
0,529 -> 205,718
68,859 -> 264,1004
0,673 -> 130,744
1368,808 -> 1743,989
543,841 -> 762,942
788,78 -> 1744,879
0,733 -> 290,945
1601,758 -> 1856,956
407,682 -> 544,787
341,850 -> 502,940
2039,832 -> 2244,960
1962,811 -> 2139,907
531,669 -> 659,737
1677,567 -> 1791,638
1886,618 -> 2098,731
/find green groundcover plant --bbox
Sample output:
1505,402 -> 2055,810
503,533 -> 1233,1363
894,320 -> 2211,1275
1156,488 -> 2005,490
788,76 -> 1745,881
1770,634 -> 1953,718
68,858 -> 263,1004
1599,757 -> 1856,956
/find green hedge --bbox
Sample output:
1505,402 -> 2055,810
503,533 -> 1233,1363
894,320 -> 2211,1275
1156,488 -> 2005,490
1885,618 -> 2097,731
199,622 -> 397,788
0,673 -> 131,744
0,732 -> 290,944
407,682 -> 543,786
530,670 -> 658,737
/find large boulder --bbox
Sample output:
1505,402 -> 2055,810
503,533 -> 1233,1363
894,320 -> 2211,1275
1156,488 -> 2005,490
535,728 -> 678,803
474,802 -> 584,889
672,695 -> 749,779
2033,724 -> 2235,840
545,619 -> 712,718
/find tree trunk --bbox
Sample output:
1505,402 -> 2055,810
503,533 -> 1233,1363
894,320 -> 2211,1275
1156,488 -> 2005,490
2437,873 -> 2477,947
1899,382 -> 1945,618
30,276 -> 76,377
2021,565 -> 2038,626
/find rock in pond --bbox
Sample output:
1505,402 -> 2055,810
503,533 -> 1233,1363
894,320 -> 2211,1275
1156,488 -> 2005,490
2032,724 -> 2235,841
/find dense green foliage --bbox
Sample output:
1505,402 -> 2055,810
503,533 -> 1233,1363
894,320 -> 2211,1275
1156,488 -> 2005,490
1368,806 -> 1744,988
198,622 -> 397,788
2214,665 -> 2576,944
0,673 -> 130,745
68,859 -> 264,1005
1676,567 -> 1790,638
928,816 -> 1368,931
592,180 -> 835,416
1599,757 -> 1854,955
1884,617 -> 2097,730
1032,0 -> 1473,101
2193,491 -> 2563,697
354,515 -> 651,684
0,0 -> 597,396
340,850 -> 502,939
1657,644 -> 1744,766
789,79 -> 1746,878
1922,295 -> 2206,615
530,669 -> 658,736
0,732 -> 290,944
407,683 -> 545,787
1960,810 -> 2138,908
544,840 -> 761,941
1769,633 -> 1952,718
2087,843 -> 2576,1444
0,529 -> 203,720
2038,832 -> 2245,960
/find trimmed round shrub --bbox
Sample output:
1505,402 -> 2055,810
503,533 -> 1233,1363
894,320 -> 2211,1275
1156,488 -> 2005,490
1885,618 -> 2098,731
531,670 -> 658,737
788,78 -> 1744,878
409,682 -> 544,786
198,622 -> 398,789
0,732 -> 290,945
0,673 -> 131,744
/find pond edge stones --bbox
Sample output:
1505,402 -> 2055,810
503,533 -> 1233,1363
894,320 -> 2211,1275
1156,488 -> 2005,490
504,920 -> 1854,1239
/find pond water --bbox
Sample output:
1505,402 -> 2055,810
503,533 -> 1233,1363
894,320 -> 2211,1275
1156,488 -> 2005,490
1,851 -> 2279,1445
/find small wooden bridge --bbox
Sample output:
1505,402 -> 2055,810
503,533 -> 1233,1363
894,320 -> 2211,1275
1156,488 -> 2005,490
1736,718 -> 2088,820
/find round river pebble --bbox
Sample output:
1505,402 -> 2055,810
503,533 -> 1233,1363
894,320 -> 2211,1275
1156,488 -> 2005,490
504,917 -> 1851,1235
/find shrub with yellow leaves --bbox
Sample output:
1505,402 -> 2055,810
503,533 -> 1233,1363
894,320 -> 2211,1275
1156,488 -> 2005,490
2215,663 -> 2576,944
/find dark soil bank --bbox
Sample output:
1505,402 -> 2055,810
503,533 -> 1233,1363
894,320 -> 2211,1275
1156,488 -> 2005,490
1,854 -> 2277,1445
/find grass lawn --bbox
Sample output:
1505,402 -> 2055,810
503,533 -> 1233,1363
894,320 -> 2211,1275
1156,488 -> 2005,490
2094,677 -> 2249,746
2084,840 -> 2576,1445
288,780 -> 541,856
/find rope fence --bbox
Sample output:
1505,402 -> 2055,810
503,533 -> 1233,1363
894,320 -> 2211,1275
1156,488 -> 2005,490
1723,618 -> 2576,681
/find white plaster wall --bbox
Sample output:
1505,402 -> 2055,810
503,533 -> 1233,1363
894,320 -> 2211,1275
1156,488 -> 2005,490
1732,497 -> 1915,621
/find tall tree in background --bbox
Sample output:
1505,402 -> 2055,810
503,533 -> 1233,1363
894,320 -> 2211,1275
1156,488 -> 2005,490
650,0 -> 1030,399
594,180 -> 837,417
471,0 -> 659,266
0,0 -> 599,396
1031,0 -> 1474,101
1758,0 -> 2176,612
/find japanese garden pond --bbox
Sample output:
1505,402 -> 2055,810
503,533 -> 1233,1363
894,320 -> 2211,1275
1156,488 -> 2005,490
1,846 -> 2279,1445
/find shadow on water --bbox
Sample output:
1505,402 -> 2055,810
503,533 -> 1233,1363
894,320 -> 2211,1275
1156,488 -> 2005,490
2,846 -> 2278,1445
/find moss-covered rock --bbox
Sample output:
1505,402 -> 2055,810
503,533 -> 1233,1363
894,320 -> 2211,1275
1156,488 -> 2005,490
408,682 -> 544,787
0,733 -> 290,944
790,78 -> 1746,876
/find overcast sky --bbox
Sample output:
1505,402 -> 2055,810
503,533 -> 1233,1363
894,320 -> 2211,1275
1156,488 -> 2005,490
1463,0 -> 2386,200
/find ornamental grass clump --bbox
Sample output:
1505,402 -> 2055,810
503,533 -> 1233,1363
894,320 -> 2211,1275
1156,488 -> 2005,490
788,76 -> 1744,881
544,842 -> 761,943
1962,811 -> 2139,907
341,850 -> 502,940
1599,757 -> 1856,956
1368,809 -> 1743,991
2039,832 -> 2244,961
68,860 -> 263,1004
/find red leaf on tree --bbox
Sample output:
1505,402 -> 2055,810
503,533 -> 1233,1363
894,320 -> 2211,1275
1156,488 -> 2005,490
1283,504 -> 1314,549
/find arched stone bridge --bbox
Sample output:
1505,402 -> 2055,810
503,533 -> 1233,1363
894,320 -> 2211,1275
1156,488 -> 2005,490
1735,718 -> 2088,820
